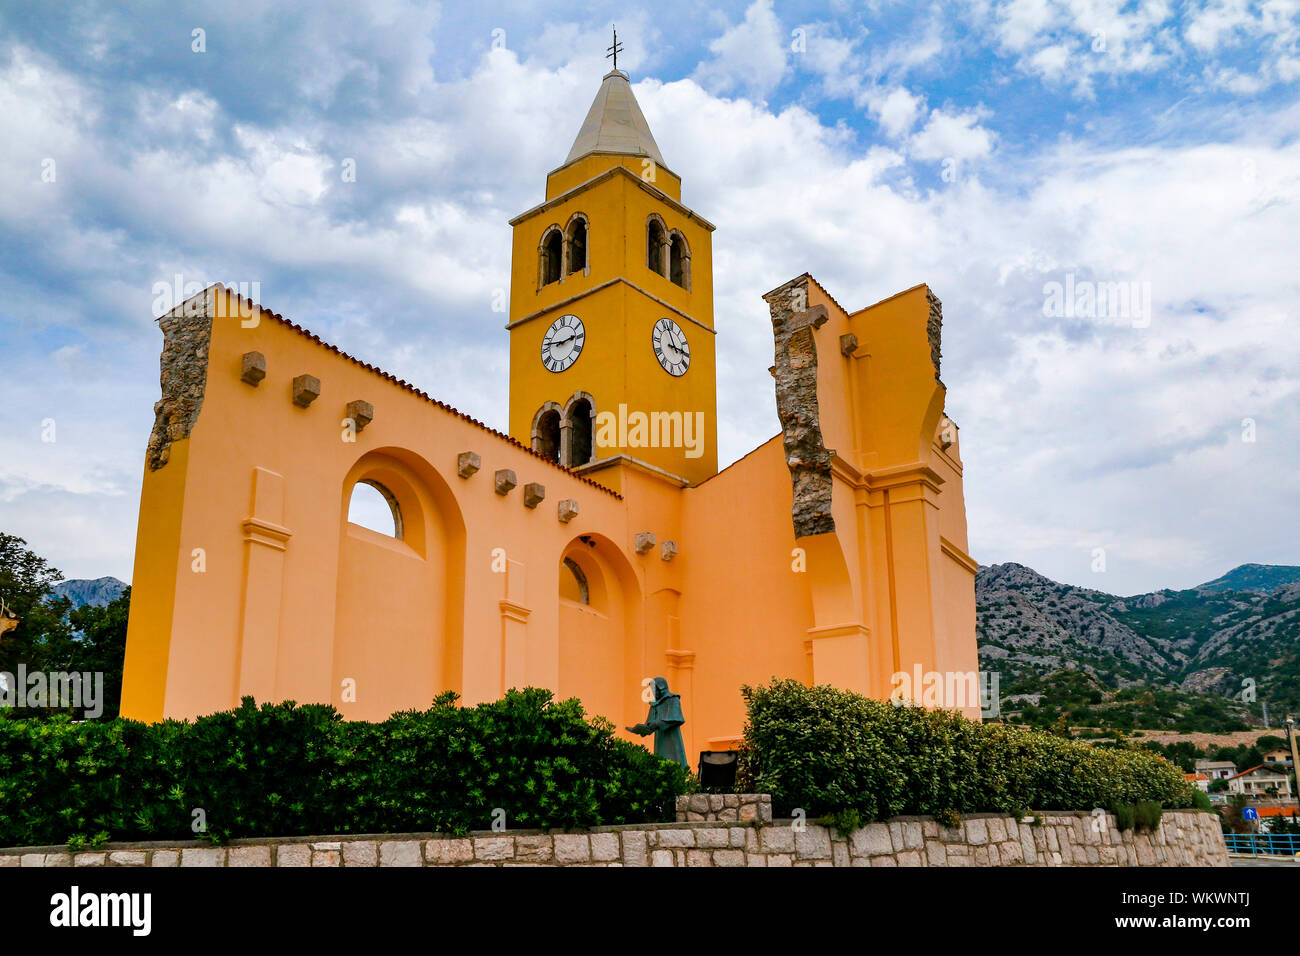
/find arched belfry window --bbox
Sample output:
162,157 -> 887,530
566,216 -> 588,275
647,216 -> 667,277
347,479 -> 403,538
563,392 -> 595,468
531,402 -> 563,463
669,231 -> 690,289
540,227 -> 563,286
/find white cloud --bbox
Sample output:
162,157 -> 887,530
869,20 -> 946,76
866,86 -> 925,138
1210,66 -> 1268,92
1185,0 -> 1257,51
985,0 -> 1178,90
995,0 -> 1063,51
979,0 -> 1300,93
909,107 -> 996,161
693,0 -> 789,99
1029,42 -> 1074,78
797,27 -> 859,99
1186,0 -> 1300,89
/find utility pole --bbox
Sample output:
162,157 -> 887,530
1286,716 -> 1300,815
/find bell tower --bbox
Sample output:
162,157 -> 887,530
506,65 -> 718,485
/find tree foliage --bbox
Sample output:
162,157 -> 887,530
0,533 -> 130,719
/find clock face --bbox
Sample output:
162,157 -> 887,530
652,317 -> 690,376
541,314 -> 585,373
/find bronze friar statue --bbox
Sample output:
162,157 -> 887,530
627,676 -> 687,768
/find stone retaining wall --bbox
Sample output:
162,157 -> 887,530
0,805 -> 1226,867
675,793 -> 772,822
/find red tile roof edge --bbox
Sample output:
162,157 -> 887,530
1227,765 -> 1284,780
218,286 -> 622,499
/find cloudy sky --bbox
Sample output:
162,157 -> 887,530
1,0 -> 1297,596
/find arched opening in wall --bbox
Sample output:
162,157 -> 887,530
669,232 -> 689,289
647,218 -> 666,275
334,450 -> 468,721
533,405 -> 562,463
556,535 -> 640,728
347,479 -> 403,538
560,557 -> 589,604
541,228 -> 562,285
566,397 -> 593,467
566,217 -> 587,275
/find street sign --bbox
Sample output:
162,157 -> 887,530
1243,807 -> 1259,821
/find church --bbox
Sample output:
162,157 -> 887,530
119,65 -> 981,758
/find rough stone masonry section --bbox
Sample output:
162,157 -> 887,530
765,276 -> 835,538
147,299 -> 214,471
676,793 -> 772,823
1,808 -> 1227,868
926,287 -> 944,386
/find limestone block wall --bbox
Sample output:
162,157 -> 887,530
676,793 -> 772,822
1,806 -> 1226,868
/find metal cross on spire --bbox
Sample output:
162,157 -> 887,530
606,25 -> 623,72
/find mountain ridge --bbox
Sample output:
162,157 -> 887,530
977,561 -> 1300,732
1194,563 -> 1300,595
51,576 -> 128,608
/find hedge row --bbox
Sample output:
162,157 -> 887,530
2,678 -> 1203,849
737,679 -> 1200,821
0,689 -> 691,847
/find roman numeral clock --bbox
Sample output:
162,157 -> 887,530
652,317 -> 690,377
541,314 -> 585,372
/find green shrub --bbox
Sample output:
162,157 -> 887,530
817,808 -> 863,836
0,711 -> 188,847
1113,799 -> 1164,832
0,689 -> 689,848
736,679 -> 1198,822
327,689 -> 687,836
1134,799 -> 1164,832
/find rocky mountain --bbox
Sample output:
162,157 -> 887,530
977,563 -> 1300,732
51,576 -> 128,608
1196,563 -> 1300,594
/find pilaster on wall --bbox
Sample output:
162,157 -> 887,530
500,559 -> 530,694
664,642 -> 694,761
864,463 -> 946,698
236,467 -> 292,704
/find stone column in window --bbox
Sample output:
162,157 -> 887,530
559,418 -> 573,467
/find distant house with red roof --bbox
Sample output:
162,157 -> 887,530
1227,765 -> 1292,799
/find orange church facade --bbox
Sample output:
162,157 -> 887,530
120,69 -> 980,757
